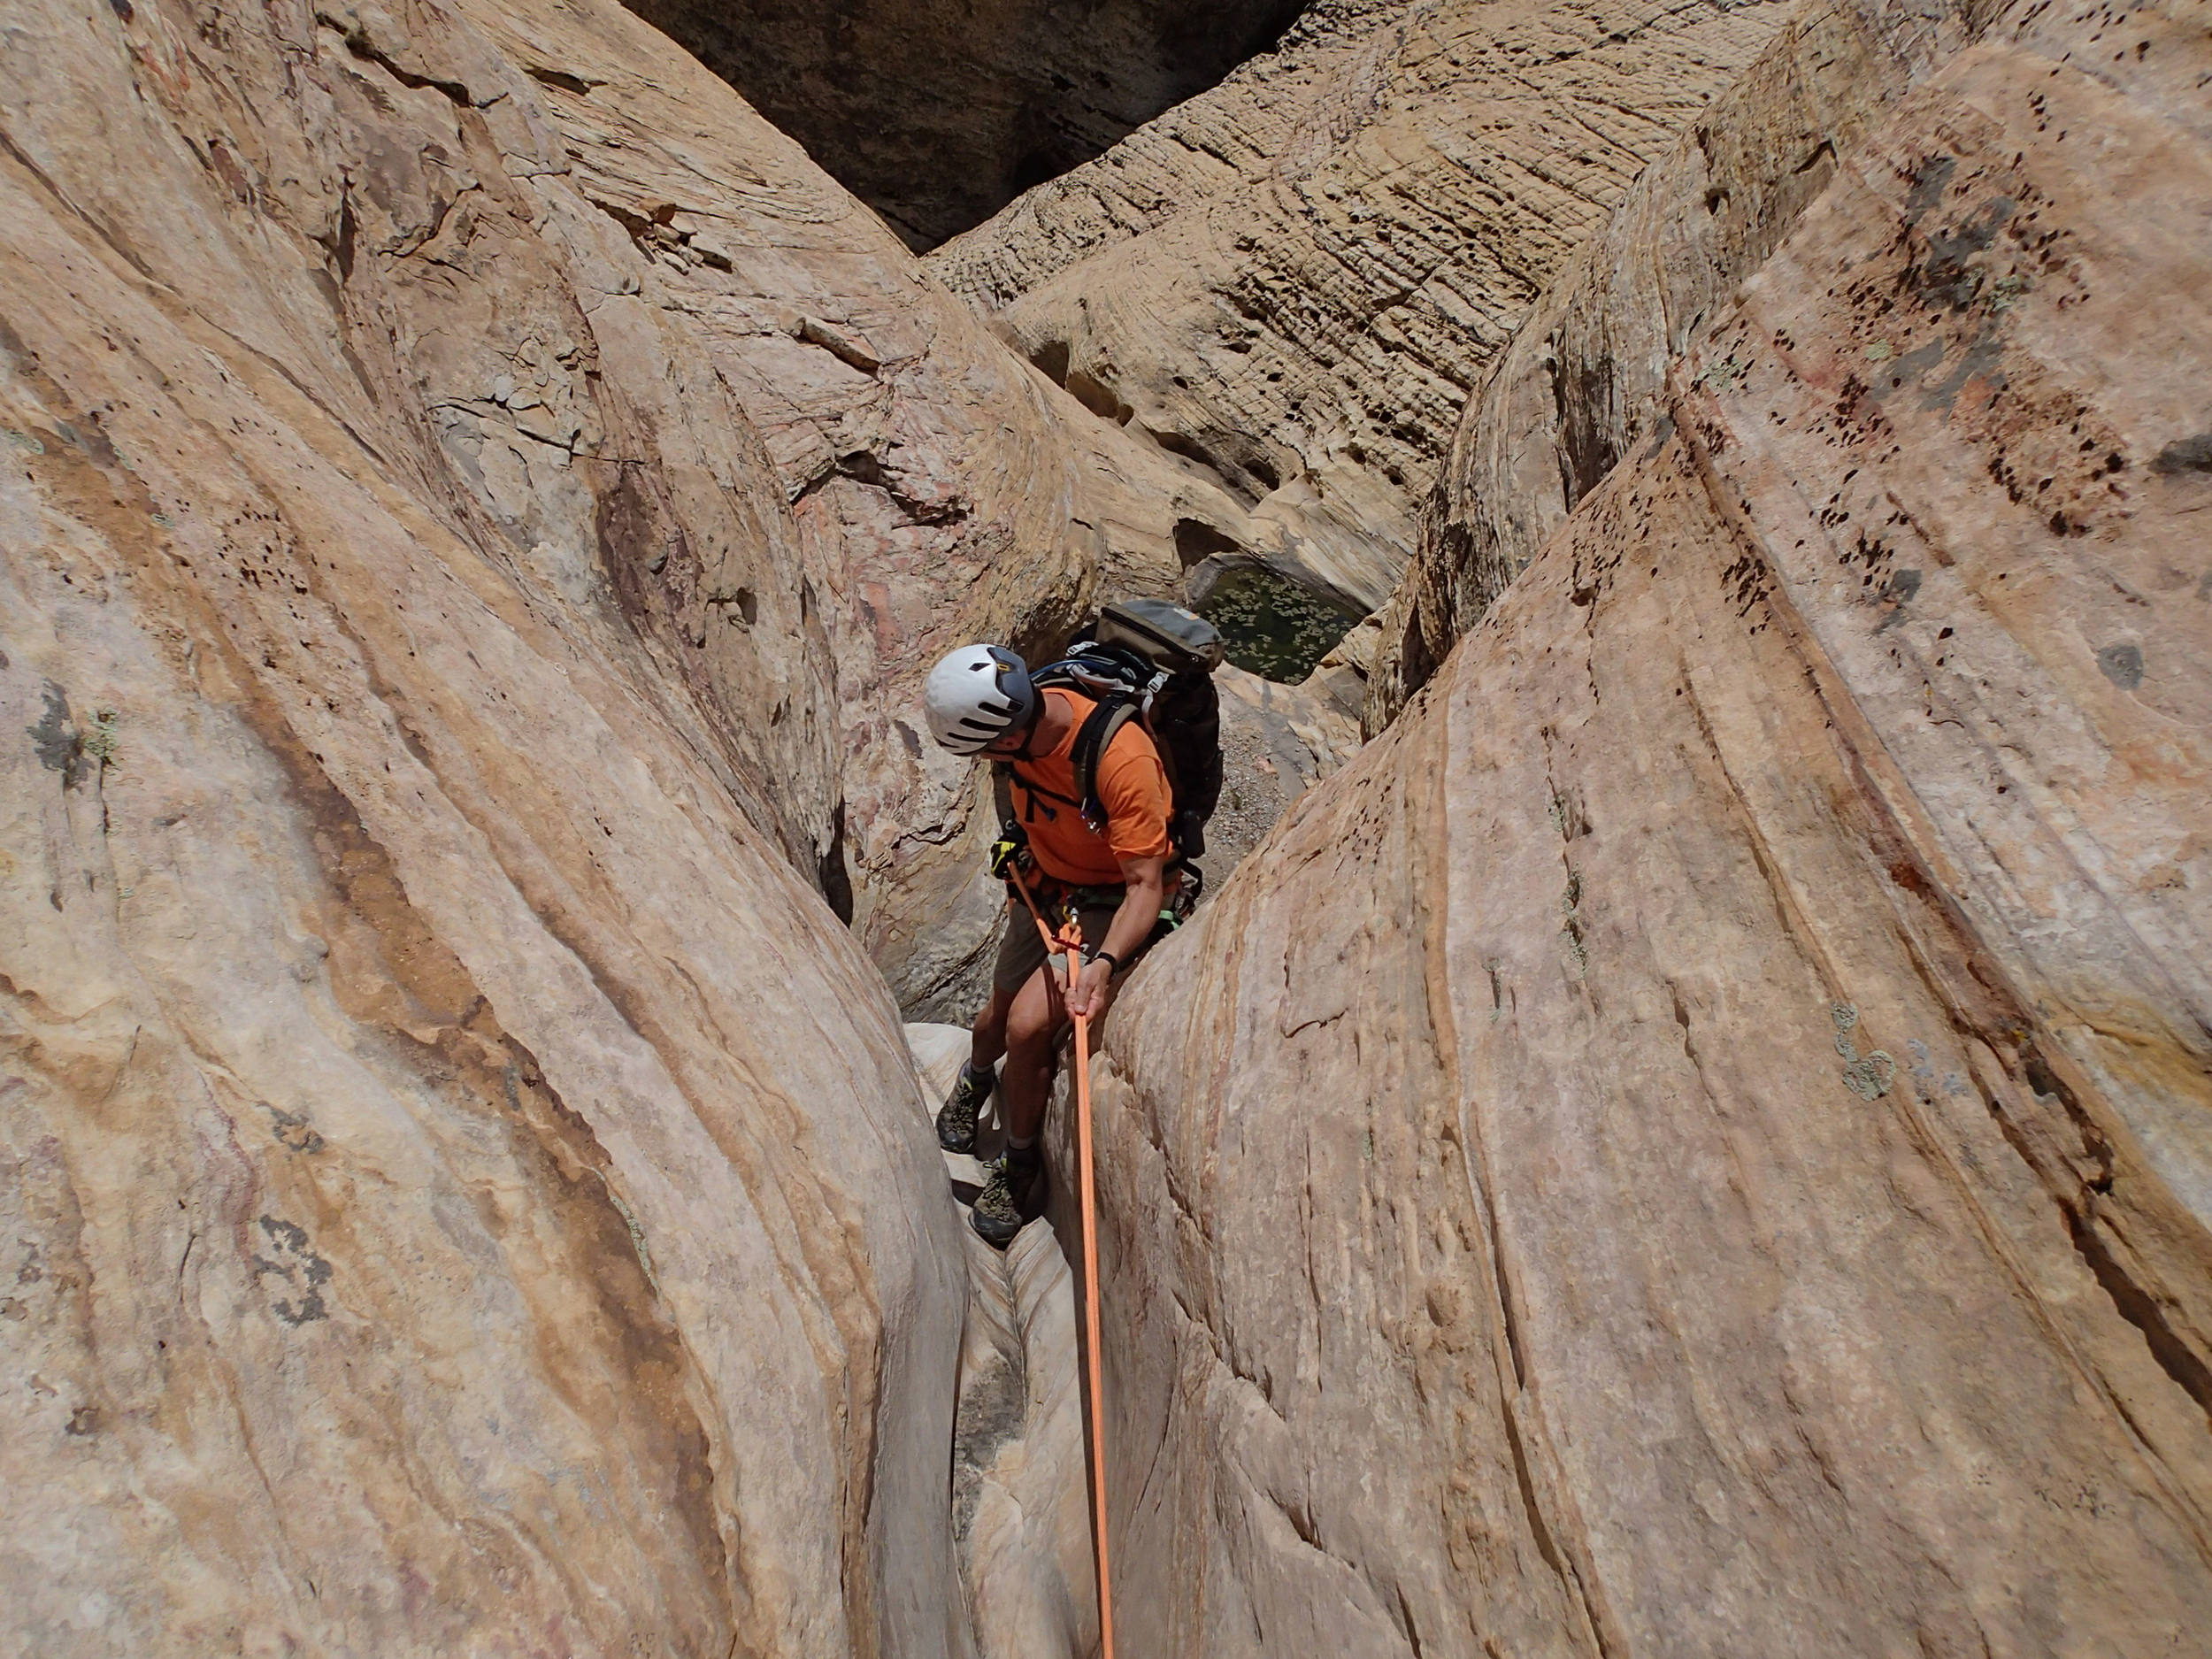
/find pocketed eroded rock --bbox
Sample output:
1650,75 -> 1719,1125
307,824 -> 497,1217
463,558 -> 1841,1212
1364,0 -> 1986,729
1084,4 -> 2212,1647
932,0 -> 1810,610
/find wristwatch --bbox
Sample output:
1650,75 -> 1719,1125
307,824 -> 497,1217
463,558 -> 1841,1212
1089,949 -> 1121,973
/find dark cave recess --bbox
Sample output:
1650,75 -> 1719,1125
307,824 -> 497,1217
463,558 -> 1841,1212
622,0 -> 1308,250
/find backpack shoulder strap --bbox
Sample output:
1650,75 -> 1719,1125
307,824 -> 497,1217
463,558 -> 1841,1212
1071,699 -> 1141,827
998,756 -> 1085,830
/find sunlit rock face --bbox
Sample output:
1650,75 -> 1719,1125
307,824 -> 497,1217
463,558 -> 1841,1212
930,0 -> 1811,616
9,0 -> 2208,1643
0,0 -> 1006,1647
12,0 -> 1278,1040
618,0 -> 1307,248
1087,1 -> 2212,1647
1364,0 -> 1986,730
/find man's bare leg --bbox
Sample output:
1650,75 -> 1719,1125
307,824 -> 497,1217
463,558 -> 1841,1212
967,964 -> 1062,1245
997,966 -> 1063,1147
970,986 -> 1013,1073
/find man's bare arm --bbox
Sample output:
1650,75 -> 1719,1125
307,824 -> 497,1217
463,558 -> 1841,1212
1066,851 -> 1166,1018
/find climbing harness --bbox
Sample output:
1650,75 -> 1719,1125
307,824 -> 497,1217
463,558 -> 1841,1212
1004,864 -> 1119,1659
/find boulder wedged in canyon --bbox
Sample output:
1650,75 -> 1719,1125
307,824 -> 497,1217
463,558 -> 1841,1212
615,0 -> 1306,250
929,0 -> 1813,613
1084,2 -> 2212,1647
1364,0 -> 1985,730
0,0 -> 1061,1645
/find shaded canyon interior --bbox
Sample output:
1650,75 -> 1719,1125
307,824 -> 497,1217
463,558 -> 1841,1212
613,0 -> 1310,249
2,0 -> 2208,1654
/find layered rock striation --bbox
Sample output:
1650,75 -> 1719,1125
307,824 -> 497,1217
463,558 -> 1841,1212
8,0 -> 1290,1025
404,0 -> 1255,1018
1087,0 -> 2212,1647
931,0 -> 1812,613
0,0 -> 1032,1645
10,0 -> 2210,1647
1365,0 -> 1990,729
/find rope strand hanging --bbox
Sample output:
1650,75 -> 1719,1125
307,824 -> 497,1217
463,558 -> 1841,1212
1006,865 -> 1118,1659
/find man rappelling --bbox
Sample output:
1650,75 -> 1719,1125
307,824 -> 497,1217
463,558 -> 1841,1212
919,601 -> 1225,1248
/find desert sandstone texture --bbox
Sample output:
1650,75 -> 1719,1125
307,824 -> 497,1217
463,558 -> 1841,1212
1,0 -> 998,1647
931,0 -> 1817,611
4,0 -> 2210,1652
1086,0 -> 2212,1649
0,0 -> 1279,1027
1365,0 -> 1990,726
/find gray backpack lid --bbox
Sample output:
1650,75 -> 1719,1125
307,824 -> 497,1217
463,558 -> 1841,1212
1095,597 -> 1225,674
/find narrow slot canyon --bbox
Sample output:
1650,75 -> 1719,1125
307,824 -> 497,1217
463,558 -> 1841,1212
3,0 -> 2209,1653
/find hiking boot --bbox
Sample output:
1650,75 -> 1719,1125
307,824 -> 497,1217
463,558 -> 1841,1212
936,1061 -> 994,1154
971,1146 -> 1044,1248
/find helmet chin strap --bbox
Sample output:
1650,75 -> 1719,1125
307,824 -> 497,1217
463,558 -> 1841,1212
1005,707 -> 1045,761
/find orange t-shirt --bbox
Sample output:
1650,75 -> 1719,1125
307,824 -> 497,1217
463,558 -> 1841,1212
1008,688 -> 1172,886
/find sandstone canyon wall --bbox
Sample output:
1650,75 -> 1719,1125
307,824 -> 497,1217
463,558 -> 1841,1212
907,1022 -> 1099,1659
0,0 -> 1035,1647
388,0 -> 1265,1022
1085,0 -> 2212,1649
930,0 -> 1821,615
1365,0 -> 1993,727
8,0 -> 2211,1649
0,0 -> 1294,1029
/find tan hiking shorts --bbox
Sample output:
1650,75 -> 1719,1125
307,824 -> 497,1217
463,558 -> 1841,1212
990,894 -> 1121,999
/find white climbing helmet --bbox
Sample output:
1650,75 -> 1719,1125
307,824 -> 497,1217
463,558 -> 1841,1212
923,644 -> 1038,755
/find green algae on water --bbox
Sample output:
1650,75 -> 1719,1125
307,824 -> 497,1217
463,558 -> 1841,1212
1197,565 -> 1359,684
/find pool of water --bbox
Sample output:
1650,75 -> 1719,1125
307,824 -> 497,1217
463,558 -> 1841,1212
1195,565 -> 1362,684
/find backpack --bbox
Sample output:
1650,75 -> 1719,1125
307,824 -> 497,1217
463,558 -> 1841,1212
995,598 -> 1225,864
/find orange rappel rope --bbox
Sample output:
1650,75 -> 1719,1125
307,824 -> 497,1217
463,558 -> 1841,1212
1005,865 -> 1118,1659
